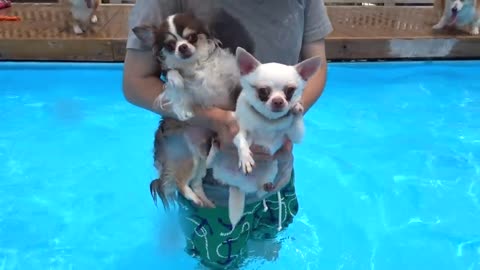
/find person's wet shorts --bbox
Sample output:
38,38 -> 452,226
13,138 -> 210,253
177,172 -> 298,269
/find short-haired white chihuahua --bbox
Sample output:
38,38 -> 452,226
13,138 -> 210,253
207,47 -> 322,230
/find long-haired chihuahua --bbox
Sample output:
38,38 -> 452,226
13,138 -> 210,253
132,11 -> 254,210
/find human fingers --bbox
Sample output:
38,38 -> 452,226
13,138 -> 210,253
249,145 -> 274,161
250,138 -> 293,161
273,139 -> 293,161
209,110 -> 238,150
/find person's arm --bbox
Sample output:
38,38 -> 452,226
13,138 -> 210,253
122,49 -> 165,114
300,40 -> 328,114
122,0 -> 174,116
298,0 -> 333,114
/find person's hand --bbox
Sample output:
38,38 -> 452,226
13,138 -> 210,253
240,137 -> 293,161
208,108 -> 293,159
211,109 -> 239,149
208,104 -> 293,162
214,112 -> 238,148
217,134 -> 293,162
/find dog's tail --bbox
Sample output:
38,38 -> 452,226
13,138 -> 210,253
150,161 -> 177,210
150,119 -> 179,210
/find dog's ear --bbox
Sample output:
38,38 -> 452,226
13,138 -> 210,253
236,47 -> 261,76
197,23 -> 213,40
181,10 -> 212,38
132,25 -> 157,48
294,56 -> 322,81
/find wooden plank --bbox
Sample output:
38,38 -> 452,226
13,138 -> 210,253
0,4 -> 122,39
1,4 -> 480,62
108,4 -> 131,60
326,6 -> 480,59
326,38 -> 480,60
328,6 -> 445,38
325,0 -> 434,4
0,3 -> 125,61
12,0 -> 58,3
0,39 -> 114,61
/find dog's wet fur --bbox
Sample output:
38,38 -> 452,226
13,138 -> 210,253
133,10 -> 255,210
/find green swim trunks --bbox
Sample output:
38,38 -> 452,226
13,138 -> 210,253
177,172 -> 298,269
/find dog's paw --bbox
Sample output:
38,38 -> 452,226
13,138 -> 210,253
153,93 -> 169,111
432,23 -> 444,30
179,185 -> 205,207
238,151 -> 255,174
292,102 -> 304,115
177,110 -> 194,121
192,186 -> 217,208
90,15 -> 98,24
263,182 -> 275,192
167,70 -> 184,89
185,192 -> 204,207
200,197 -> 216,208
471,27 -> 479,35
73,24 -> 84,35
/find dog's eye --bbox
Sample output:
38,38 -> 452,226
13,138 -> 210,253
256,87 -> 271,102
187,33 -> 198,43
284,86 -> 296,101
164,41 -> 176,52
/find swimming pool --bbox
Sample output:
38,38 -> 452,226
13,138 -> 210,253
1,60 -> 479,270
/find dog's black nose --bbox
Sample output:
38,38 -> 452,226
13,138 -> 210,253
178,44 -> 189,53
452,7 -> 458,13
178,44 -> 192,58
271,97 -> 285,110
273,99 -> 284,106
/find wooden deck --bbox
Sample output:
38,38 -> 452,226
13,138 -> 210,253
328,6 -> 480,59
0,3 -> 480,61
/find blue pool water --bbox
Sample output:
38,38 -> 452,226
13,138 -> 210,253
1,60 -> 479,270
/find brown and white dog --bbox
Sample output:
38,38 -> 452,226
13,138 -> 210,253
132,11 -> 255,210
66,0 -> 100,35
433,0 -> 480,34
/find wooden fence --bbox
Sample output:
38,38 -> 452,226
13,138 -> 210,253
12,0 -> 435,5
1,1 -> 479,61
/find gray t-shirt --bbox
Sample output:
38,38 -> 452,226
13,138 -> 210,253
127,0 -> 333,64
126,0 -> 333,206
